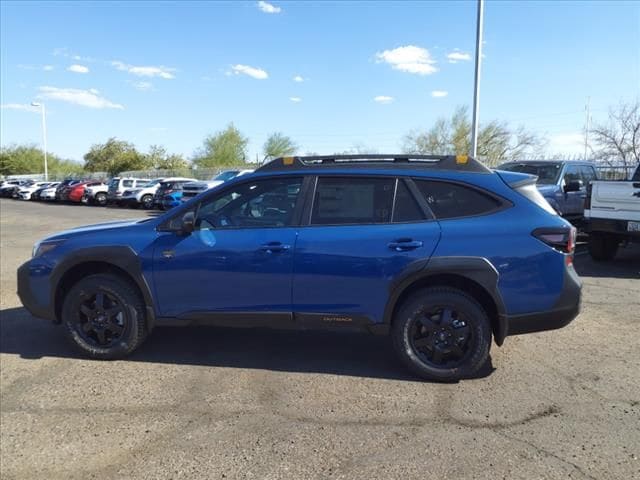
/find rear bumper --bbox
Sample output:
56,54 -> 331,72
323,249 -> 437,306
504,263 -> 582,337
17,262 -> 56,321
586,217 -> 640,239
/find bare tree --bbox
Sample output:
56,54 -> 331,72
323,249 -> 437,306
590,99 -> 640,167
403,106 -> 545,166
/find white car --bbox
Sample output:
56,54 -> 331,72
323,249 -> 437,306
40,184 -> 60,201
82,182 -> 109,206
181,169 -> 254,202
119,177 -> 195,209
17,182 -> 53,200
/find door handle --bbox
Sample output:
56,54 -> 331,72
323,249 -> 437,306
259,242 -> 291,253
388,239 -> 423,251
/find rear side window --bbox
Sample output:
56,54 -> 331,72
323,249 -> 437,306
122,180 -> 134,188
414,180 -> 502,219
311,177 -> 394,225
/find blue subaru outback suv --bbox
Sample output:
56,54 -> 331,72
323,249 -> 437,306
18,155 -> 581,381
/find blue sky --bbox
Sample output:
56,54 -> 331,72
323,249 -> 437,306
1,0 -> 639,163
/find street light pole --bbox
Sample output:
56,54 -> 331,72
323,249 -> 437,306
31,102 -> 48,181
470,0 -> 484,160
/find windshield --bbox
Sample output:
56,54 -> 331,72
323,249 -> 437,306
214,170 -> 240,182
141,179 -> 162,187
499,162 -> 562,185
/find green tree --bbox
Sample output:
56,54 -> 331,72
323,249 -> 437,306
83,138 -> 149,175
0,144 -> 83,176
144,145 -> 189,170
262,132 -> 298,162
193,123 -> 249,168
402,106 -> 545,166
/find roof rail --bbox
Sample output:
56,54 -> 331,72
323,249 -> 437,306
256,154 -> 490,173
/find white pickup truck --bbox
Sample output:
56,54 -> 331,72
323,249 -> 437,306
584,164 -> 640,260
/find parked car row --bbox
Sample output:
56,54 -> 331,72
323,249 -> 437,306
0,169 -> 254,210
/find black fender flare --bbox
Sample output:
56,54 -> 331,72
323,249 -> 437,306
51,246 -> 156,327
381,256 -> 508,345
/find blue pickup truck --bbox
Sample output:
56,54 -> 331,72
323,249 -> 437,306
498,160 -> 598,225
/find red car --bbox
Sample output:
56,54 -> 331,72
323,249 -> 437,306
68,181 -> 103,203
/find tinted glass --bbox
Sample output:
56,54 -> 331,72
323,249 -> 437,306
122,180 -> 134,188
633,167 -> 640,182
499,162 -> 562,185
393,180 -> 425,222
197,177 -> 302,229
563,165 -> 581,183
414,180 -> 502,219
580,166 -> 597,184
311,177 -> 394,225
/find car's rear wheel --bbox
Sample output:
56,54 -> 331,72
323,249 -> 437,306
141,194 -> 153,209
587,233 -> 618,261
61,274 -> 147,359
391,287 -> 491,382
94,192 -> 107,206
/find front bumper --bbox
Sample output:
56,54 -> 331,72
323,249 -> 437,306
17,262 -> 56,321
504,263 -> 582,336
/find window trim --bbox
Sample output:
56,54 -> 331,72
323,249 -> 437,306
157,174 -> 309,232
410,177 -> 512,221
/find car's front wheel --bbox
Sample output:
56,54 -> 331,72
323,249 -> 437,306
61,274 -> 148,359
391,287 -> 491,382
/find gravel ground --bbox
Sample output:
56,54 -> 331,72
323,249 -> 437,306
1,198 -> 639,480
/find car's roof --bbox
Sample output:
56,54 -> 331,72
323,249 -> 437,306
499,160 -> 595,166
257,154 -> 491,174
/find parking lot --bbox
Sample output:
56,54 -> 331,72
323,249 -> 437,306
0,198 -> 638,479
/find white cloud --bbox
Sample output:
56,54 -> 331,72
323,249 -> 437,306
67,64 -> 89,74
550,133 -> 584,154
132,81 -> 153,91
230,64 -> 269,79
257,1 -> 281,13
431,90 -> 448,98
373,95 -> 394,104
1,103 -> 39,112
112,61 -> 176,79
293,75 -> 304,82
447,50 -> 472,63
289,96 -> 302,103
43,65 -> 54,71
18,64 -> 54,71
375,45 -> 438,75
38,86 -> 124,109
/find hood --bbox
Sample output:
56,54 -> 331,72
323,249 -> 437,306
43,219 -> 144,241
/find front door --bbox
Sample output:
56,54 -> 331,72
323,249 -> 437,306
152,176 -> 304,318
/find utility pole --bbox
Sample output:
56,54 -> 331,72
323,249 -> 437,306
584,97 -> 591,161
31,102 -> 48,180
470,0 -> 484,159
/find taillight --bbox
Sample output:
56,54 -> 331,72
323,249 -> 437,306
533,227 -> 576,264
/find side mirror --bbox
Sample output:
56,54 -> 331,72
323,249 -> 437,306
180,211 -> 195,235
564,179 -> 583,193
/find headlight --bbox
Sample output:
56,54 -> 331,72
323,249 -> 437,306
32,240 -> 64,258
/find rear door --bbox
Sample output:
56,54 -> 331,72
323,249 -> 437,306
292,176 -> 441,325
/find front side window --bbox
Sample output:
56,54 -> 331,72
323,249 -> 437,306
563,165 -> 581,184
311,177 -> 394,225
414,180 -> 502,219
580,166 -> 597,184
196,177 -> 302,229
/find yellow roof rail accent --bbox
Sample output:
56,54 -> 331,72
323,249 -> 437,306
456,155 -> 469,164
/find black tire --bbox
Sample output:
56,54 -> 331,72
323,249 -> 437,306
139,194 -> 152,209
588,233 -> 618,261
391,287 -> 491,382
95,192 -> 107,206
61,274 -> 147,359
